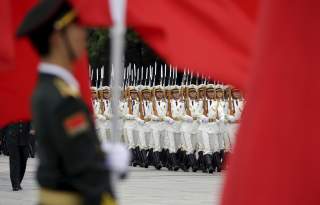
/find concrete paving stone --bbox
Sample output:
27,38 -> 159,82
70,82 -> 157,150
0,155 -> 224,205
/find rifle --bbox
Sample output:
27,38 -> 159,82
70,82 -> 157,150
152,89 -> 159,117
166,91 -> 173,118
138,91 -> 145,120
184,88 -> 192,117
127,88 -> 133,115
228,88 -> 235,116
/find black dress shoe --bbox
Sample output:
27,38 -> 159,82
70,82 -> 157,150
18,185 -> 23,190
130,148 -> 138,167
12,187 -> 20,191
139,149 -> 149,168
213,152 -> 222,172
187,154 -> 198,172
169,153 -> 180,171
204,154 -> 214,174
153,151 -> 162,170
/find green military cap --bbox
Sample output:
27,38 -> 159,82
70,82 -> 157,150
17,0 -> 76,37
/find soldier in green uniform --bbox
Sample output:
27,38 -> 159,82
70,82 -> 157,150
17,0 -> 116,204
4,121 -> 31,191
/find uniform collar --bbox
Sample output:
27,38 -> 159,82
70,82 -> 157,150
38,62 -> 79,91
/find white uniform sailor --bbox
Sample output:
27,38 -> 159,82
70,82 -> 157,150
198,84 -> 222,172
91,86 -> 99,114
226,87 -> 244,147
124,86 -> 148,167
94,87 -> 108,144
139,86 -> 155,151
150,85 -> 168,169
180,85 -> 202,171
100,86 -> 112,142
165,85 -> 185,171
152,86 -> 168,153
119,89 -> 128,143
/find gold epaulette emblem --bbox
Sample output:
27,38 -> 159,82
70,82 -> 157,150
54,78 -> 79,98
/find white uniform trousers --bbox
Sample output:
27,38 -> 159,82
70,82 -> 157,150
166,122 -> 182,153
150,121 -> 163,152
217,121 -> 232,151
96,118 -> 107,144
227,122 -> 240,149
104,120 -> 112,142
181,121 -> 199,154
140,121 -> 153,150
198,122 -> 220,154
124,120 -> 139,149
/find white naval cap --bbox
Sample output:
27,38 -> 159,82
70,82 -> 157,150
128,86 -> 138,92
101,86 -> 110,91
170,85 -> 180,91
206,84 -> 215,91
154,85 -> 164,91
215,84 -> 224,90
187,84 -> 197,91
141,86 -> 152,92
198,84 -> 206,90
90,86 -> 98,92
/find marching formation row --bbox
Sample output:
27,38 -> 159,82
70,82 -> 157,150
91,83 -> 244,173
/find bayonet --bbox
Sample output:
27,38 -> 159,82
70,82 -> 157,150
146,66 -> 149,86
164,64 -> 167,86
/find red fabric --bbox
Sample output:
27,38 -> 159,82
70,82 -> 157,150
73,54 -> 93,113
127,0 -> 255,90
221,1 -> 320,205
0,0 -> 109,127
68,0 -> 111,27
0,0 -> 38,128
0,0 -> 14,70
233,0 -> 258,21
64,112 -> 86,129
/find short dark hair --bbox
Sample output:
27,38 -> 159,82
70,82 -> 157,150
29,22 -> 54,57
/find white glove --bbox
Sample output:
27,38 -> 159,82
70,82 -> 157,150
151,115 -> 160,121
199,115 -> 209,123
163,116 -> 173,124
101,142 -> 131,178
97,114 -> 106,121
125,114 -> 135,120
163,116 -> 171,122
108,114 -> 113,120
183,115 -> 193,123
136,118 -> 145,125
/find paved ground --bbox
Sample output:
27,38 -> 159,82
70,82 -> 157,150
0,155 -> 224,205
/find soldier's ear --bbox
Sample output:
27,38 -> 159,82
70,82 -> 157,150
50,31 -> 63,50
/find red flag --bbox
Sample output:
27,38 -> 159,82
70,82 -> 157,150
222,1 -> 320,205
127,0 -> 255,90
69,0 -> 111,27
0,0 -> 38,128
0,0 -> 110,127
73,54 -> 93,113
0,0 -> 14,70
233,0 -> 258,21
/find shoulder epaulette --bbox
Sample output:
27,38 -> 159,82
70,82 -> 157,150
53,78 -> 79,98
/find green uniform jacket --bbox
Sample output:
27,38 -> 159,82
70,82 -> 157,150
32,73 -> 113,205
